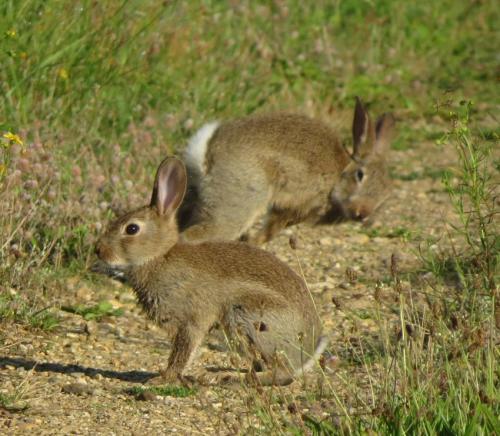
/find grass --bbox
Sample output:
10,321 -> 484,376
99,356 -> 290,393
0,0 -> 498,433
0,367 -> 39,412
0,292 -> 59,331
61,300 -> 124,321
1,0 -> 497,286
0,391 -> 29,412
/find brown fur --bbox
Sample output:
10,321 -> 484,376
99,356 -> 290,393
94,158 -> 325,386
179,99 -> 395,243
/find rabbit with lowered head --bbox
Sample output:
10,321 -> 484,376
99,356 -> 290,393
94,157 -> 326,386
178,97 -> 395,244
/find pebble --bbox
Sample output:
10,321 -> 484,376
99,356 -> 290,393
319,237 -> 334,246
47,376 -> 61,384
135,390 -> 156,401
351,234 -> 370,245
1,147 -> 454,435
18,343 -> 31,353
62,383 -> 95,396
76,286 -> 94,302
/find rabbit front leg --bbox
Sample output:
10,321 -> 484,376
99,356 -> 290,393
151,323 -> 207,385
248,206 -> 300,245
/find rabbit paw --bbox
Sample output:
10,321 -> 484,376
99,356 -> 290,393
147,369 -> 183,386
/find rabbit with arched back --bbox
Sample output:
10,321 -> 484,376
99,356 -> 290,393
94,157 -> 327,386
178,97 -> 395,244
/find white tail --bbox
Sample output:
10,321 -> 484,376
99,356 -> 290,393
183,121 -> 220,176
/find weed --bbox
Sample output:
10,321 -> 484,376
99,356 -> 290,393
439,101 -> 498,293
0,292 -> 59,331
61,300 -> 123,321
0,367 -> 40,412
0,392 -> 29,412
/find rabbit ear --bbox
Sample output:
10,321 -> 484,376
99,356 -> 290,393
352,97 -> 375,160
352,97 -> 369,155
150,157 -> 187,216
373,113 -> 396,154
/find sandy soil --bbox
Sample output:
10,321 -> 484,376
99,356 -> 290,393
0,140 -> 459,435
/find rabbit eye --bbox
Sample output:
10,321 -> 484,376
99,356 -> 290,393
355,168 -> 364,183
125,223 -> 140,235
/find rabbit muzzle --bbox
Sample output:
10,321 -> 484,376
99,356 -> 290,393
95,240 -> 113,262
91,259 -> 127,282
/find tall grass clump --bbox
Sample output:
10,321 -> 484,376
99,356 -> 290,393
440,102 -> 498,296
234,101 -> 498,434
361,102 -> 498,432
347,101 -> 498,433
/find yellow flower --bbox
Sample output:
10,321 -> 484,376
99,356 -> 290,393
6,29 -> 16,38
3,132 -> 24,146
58,68 -> 69,80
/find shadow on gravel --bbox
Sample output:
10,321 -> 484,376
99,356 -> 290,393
0,356 -> 156,382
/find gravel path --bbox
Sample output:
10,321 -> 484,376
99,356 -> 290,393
0,140 -> 458,434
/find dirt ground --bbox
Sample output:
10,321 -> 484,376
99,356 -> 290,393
0,139 -> 459,434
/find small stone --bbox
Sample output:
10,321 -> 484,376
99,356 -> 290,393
332,296 -> 343,309
319,237 -> 333,246
135,390 -> 157,401
47,376 -> 60,384
84,320 -> 98,336
73,377 -> 88,385
76,286 -> 94,302
351,234 -> 370,244
62,383 -> 94,396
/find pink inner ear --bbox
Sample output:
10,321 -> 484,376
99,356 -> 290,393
157,166 -> 175,215
352,98 -> 370,153
155,160 -> 186,216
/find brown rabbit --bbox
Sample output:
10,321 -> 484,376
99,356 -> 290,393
94,157 -> 326,386
178,98 -> 394,244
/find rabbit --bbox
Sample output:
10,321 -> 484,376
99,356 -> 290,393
178,97 -> 395,244
93,157 -> 327,386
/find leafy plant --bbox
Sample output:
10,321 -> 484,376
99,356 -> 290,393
438,101 -> 498,294
61,300 -> 123,321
